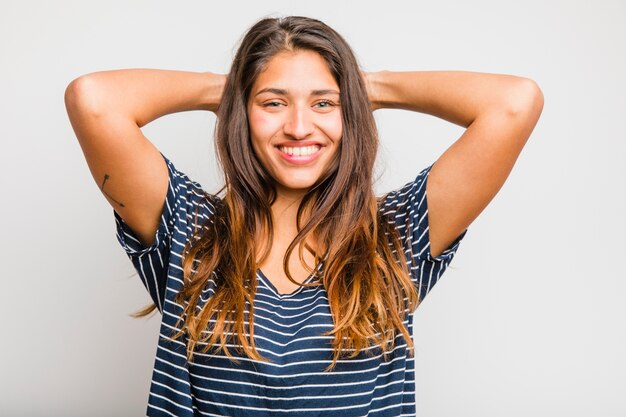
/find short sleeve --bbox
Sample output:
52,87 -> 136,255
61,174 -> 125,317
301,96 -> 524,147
114,152 -> 213,313
380,163 -> 468,306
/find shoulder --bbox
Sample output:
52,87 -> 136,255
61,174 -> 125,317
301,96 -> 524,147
160,153 -> 221,234
378,164 -> 433,214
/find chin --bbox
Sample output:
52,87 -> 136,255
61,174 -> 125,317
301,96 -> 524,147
282,182 -> 316,191
276,177 -> 319,192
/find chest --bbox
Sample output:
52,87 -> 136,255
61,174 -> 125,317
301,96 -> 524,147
257,241 -> 321,295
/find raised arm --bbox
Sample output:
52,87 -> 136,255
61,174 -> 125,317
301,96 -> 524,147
64,69 -> 226,246
365,70 -> 544,257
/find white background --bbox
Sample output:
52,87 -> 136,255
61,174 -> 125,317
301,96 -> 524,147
1,1 -> 624,416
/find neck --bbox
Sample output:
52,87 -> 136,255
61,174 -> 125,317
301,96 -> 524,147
265,191 -> 320,255
270,193 -> 305,241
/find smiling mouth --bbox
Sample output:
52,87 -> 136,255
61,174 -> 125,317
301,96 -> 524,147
275,145 -> 324,164
277,145 -> 322,156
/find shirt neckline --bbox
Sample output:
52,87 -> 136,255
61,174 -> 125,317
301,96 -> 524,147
257,261 -> 324,299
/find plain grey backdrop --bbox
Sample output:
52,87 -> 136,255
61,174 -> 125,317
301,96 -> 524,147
1,0 -> 624,416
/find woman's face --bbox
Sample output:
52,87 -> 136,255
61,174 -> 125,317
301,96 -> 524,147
247,49 -> 343,200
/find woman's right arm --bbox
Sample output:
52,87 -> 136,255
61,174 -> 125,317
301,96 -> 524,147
64,69 -> 226,247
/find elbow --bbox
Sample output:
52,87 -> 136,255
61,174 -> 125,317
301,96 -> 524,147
505,78 -> 544,119
64,77 -> 82,113
64,75 -> 107,118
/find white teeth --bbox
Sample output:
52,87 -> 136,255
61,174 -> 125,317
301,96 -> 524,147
279,145 -> 321,156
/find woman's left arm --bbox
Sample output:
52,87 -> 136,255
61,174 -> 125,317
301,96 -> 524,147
364,70 -> 544,258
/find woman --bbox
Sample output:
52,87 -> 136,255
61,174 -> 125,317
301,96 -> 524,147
65,15 -> 543,417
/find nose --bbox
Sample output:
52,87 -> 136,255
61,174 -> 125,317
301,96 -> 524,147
283,105 -> 314,140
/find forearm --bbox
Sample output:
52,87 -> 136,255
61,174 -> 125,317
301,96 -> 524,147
368,70 -> 536,127
68,69 -> 226,127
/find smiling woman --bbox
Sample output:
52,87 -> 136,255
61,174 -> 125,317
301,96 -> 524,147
65,14 -> 542,417
247,50 -> 343,197
179,18 -> 416,377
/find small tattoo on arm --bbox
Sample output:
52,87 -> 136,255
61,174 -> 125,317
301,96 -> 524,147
100,174 -> 126,207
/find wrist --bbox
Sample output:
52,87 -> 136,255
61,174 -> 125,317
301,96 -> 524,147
365,71 -> 389,111
201,72 -> 227,113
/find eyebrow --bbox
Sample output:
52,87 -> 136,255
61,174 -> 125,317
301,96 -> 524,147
254,88 -> 340,97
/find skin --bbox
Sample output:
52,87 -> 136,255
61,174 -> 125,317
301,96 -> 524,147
363,71 -> 543,258
246,50 -> 344,291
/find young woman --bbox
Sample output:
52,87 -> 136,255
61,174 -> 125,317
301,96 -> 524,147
65,15 -> 543,417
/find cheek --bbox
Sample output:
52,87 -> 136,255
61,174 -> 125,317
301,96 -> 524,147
248,113 -> 275,162
320,114 -> 343,142
249,111 -> 279,139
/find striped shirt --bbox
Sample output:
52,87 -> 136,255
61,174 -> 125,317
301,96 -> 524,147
114,153 -> 467,417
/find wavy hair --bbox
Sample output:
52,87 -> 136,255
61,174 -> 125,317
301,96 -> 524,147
135,15 -> 420,371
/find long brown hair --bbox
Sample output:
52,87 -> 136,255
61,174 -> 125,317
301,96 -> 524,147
137,16 -> 420,371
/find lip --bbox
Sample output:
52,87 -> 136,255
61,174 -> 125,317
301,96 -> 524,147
275,145 -> 324,165
274,140 -> 324,148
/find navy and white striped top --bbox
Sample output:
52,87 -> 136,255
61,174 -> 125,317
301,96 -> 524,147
114,153 -> 467,417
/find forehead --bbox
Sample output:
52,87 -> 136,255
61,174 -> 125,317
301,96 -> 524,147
251,50 -> 339,95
